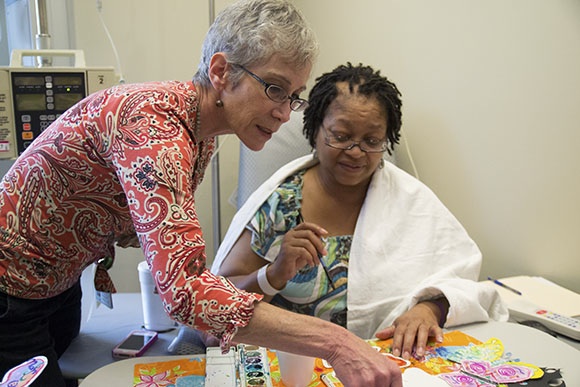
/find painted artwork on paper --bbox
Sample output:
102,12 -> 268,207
128,331 -> 565,387
439,359 -> 543,386
133,357 -> 205,387
364,331 -> 553,387
0,356 -> 47,387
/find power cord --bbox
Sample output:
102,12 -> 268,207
96,0 -> 125,84
210,134 -> 231,162
401,131 -> 420,180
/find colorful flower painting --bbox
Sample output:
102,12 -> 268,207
133,357 -> 205,387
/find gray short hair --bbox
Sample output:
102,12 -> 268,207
193,0 -> 318,86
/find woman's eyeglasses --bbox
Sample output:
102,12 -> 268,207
235,64 -> 309,112
322,125 -> 388,153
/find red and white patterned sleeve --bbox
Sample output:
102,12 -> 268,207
103,82 -> 263,349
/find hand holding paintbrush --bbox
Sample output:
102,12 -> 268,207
296,210 -> 336,290
261,209 -> 335,293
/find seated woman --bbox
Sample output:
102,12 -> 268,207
212,63 -> 507,359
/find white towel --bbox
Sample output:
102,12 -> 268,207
213,155 -> 508,339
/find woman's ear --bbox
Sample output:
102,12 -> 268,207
208,52 -> 229,91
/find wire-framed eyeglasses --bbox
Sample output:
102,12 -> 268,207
235,64 -> 309,112
322,125 -> 388,153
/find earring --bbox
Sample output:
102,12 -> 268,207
379,158 -> 385,169
215,99 -> 224,108
312,149 -> 318,160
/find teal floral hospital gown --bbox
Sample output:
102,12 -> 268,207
246,170 -> 352,328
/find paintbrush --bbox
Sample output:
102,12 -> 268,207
445,358 -> 500,386
296,210 -> 336,290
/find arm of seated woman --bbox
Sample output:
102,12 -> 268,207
218,224 -> 325,297
216,230 -> 274,295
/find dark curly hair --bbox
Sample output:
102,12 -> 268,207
303,62 -> 402,155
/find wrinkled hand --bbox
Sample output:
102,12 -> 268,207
326,331 -> 403,387
267,222 -> 327,289
375,302 -> 443,359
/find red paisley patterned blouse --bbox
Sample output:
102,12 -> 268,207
0,81 -> 262,344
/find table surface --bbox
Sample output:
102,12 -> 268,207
63,292 -> 580,384
59,293 -> 180,379
79,320 -> 580,386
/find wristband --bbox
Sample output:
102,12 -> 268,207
257,265 -> 281,296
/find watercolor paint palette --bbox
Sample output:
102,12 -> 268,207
204,344 -> 273,387
237,344 -> 274,387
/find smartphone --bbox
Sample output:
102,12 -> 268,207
112,329 -> 158,358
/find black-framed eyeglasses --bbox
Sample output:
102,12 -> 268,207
322,125 -> 388,153
235,64 -> 309,112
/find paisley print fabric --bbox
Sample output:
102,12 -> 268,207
0,81 -> 261,342
247,170 -> 351,327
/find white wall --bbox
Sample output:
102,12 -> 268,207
70,0 -> 580,293
296,0 -> 580,292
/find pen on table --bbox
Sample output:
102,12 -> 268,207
296,211 -> 336,290
487,276 -> 522,296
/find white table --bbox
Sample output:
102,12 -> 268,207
77,320 -> 580,386
59,293 -> 179,380
63,293 -> 580,384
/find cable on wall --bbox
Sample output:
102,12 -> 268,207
401,132 -> 420,180
95,0 -> 125,84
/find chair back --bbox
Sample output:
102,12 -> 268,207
237,112 -> 311,208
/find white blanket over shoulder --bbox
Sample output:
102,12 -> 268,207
212,155 -> 507,339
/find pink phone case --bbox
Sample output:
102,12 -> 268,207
112,330 -> 158,358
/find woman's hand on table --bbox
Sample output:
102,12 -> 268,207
375,302 -> 444,360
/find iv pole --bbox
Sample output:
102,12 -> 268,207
34,0 -> 52,66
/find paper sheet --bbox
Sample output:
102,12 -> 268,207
491,276 -> 580,317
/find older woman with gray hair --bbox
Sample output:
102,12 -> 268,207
0,1 -> 402,386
